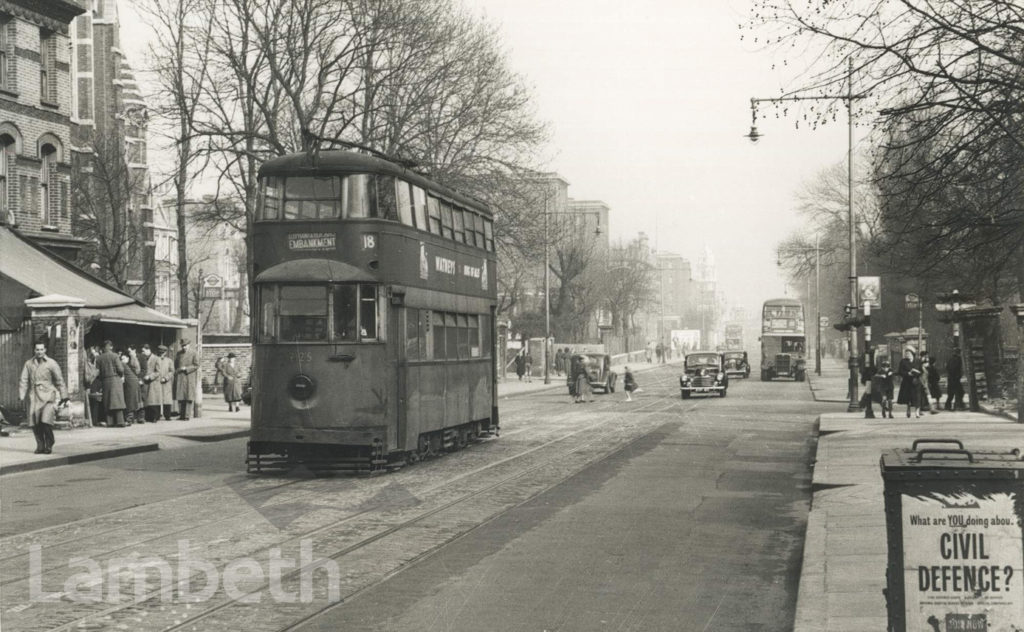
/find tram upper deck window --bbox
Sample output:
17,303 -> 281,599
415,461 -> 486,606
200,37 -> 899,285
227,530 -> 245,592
260,177 -> 282,220
283,176 -> 340,219
411,186 -> 427,231
439,201 -> 454,240
484,219 -> 494,251
279,286 -> 328,341
426,196 -> 442,235
452,207 -> 465,243
396,180 -> 414,227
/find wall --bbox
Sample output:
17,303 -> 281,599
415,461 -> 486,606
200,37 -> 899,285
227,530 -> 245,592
200,338 -> 251,393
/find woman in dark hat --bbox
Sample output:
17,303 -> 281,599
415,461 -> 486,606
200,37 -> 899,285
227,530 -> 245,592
221,352 -> 244,412
896,348 -> 921,418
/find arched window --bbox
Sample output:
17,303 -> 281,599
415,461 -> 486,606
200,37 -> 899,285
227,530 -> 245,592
40,143 -> 56,225
0,133 -> 13,222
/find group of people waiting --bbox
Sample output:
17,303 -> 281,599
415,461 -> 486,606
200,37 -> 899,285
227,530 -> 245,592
861,347 -> 966,419
84,338 -> 200,427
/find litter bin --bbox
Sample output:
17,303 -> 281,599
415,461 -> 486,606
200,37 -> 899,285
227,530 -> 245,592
880,439 -> 1024,631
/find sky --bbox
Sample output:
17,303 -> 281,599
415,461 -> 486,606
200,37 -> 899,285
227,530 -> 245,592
119,0 -> 863,321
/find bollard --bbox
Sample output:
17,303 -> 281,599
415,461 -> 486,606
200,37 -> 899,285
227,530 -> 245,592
880,439 -> 1024,631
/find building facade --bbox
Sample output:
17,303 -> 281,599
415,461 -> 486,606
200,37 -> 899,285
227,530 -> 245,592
69,0 -> 157,302
0,0 -> 86,260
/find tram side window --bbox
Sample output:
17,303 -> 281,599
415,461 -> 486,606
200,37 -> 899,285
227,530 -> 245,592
283,176 -> 340,220
257,286 -> 277,341
405,308 -> 420,360
412,186 -> 428,231
344,174 -> 370,218
371,175 -> 398,220
457,314 -> 470,358
479,314 -> 491,357
473,214 -> 486,249
426,196 -> 442,235
433,310 -> 446,359
484,219 -> 494,251
439,201 -> 455,240
360,285 -> 378,339
332,285 -> 357,341
467,315 -> 480,357
452,207 -> 465,243
261,177 -> 282,220
396,179 -> 414,227
445,313 -> 458,358
279,286 -> 328,342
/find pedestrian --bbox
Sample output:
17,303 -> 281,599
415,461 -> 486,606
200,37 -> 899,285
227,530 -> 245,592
213,355 -> 226,393
871,358 -> 895,418
897,348 -> 922,418
554,348 -> 565,376
138,344 -> 155,422
524,351 -> 533,383
95,340 -> 127,427
655,342 -> 664,364
174,338 -> 200,420
945,348 -> 966,410
221,353 -> 244,412
145,345 -> 175,420
860,352 -> 877,418
645,342 -> 653,364
922,351 -> 942,414
84,345 -> 103,426
514,351 -> 525,381
623,366 -> 642,402
574,355 -> 593,403
120,350 -> 142,425
18,341 -> 67,454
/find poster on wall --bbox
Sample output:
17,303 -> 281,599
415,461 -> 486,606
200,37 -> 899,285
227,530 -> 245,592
900,491 -> 1023,631
858,276 -> 882,310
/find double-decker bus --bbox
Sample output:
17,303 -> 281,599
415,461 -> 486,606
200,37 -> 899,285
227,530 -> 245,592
247,150 -> 498,472
724,322 -> 744,350
760,297 -> 807,382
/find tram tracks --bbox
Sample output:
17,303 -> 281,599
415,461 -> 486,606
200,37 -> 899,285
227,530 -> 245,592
12,396 -> 687,632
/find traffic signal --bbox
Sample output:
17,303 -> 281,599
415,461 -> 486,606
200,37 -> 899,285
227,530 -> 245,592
833,314 -> 870,332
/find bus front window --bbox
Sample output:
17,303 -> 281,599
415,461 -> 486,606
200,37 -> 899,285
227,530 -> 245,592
279,286 -> 328,341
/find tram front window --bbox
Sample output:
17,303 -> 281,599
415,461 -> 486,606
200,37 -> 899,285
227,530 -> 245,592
332,285 -> 357,341
279,286 -> 328,341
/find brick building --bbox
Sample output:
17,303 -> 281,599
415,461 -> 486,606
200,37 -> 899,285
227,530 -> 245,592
0,0 -> 86,260
69,0 -> 157,302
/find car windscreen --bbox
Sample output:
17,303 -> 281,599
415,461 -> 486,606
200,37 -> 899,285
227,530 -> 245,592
686,355 -> 720,368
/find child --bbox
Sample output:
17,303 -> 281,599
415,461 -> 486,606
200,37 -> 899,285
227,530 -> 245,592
872,359 -> 895,419
623,366 -> 641,401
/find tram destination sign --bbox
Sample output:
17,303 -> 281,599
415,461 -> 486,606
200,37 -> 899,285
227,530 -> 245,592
288,232 -> 336,251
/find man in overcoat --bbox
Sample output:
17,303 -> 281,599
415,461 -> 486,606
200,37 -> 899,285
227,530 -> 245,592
95,340 -> 126,427
138,344 -> 153,421
174,338 -> 200,421
18,341 -> 67,454
145,345 -> 175,420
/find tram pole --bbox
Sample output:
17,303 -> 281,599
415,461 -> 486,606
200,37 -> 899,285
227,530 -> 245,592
543,197 -> 551,385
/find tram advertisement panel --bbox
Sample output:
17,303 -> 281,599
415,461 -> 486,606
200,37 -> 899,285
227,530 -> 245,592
252,223 -> 494,299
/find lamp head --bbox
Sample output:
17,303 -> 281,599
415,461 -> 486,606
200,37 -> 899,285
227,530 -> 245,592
745,125 -> 761,143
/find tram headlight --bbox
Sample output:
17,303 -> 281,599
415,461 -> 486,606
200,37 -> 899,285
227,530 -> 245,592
288,374 -> 316,401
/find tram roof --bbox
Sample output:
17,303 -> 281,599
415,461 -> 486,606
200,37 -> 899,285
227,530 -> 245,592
260,151 -> 492,218
763,297 -> 803,306
254,258 -> 376,284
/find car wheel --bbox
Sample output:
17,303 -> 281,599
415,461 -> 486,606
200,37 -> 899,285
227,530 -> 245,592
760,370 -> 769,381
720,388 -> 727,398
681,391 -> 691,399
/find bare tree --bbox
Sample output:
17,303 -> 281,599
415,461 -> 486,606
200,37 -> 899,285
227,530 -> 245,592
72,132 -> 146,292
138,0 -> 215,319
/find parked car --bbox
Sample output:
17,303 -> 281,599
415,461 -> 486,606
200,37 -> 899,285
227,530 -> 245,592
723,351 -> 750,378
567,353 -> 618,394
680,351 -> 728,398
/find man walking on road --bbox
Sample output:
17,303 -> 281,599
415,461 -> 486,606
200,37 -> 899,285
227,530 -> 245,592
174,338 -> 200,421
18,341 -> 67,454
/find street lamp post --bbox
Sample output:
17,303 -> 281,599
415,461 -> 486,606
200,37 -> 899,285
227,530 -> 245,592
747,59 -> 865,410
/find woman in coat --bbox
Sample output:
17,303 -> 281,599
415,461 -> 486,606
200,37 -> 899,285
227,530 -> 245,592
896,349 -> 921,418
221,353 -> 244,412
144,345 -> 175,420
120,351 -> 142,424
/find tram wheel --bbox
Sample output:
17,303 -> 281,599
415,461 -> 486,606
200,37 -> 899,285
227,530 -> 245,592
456,427 -> 469,449
417,434 -> 432,459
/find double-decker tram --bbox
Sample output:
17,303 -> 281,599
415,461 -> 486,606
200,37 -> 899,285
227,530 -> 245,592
247,151 -> 498,472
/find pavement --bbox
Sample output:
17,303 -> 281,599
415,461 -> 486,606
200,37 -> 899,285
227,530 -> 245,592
0,359 -> 681,477
795,358 -> 1023,632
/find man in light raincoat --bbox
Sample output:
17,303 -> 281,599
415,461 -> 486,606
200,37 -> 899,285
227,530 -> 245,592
18,341 -> 67,454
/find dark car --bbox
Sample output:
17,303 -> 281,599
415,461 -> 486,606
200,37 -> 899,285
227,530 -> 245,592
680,351 -> 728,398
567,353 -> 618,394
723,351 -> 750,378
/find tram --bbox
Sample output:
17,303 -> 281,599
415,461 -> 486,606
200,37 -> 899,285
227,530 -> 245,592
246,150 -> 499,472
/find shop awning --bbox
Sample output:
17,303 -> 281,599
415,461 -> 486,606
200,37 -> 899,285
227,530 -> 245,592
0,226 -> 187,329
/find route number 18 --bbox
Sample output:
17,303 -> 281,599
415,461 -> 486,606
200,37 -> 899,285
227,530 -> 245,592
362,234 -> 376,250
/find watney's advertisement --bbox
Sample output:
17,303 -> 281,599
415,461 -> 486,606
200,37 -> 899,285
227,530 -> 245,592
901,491 -> 1023,631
